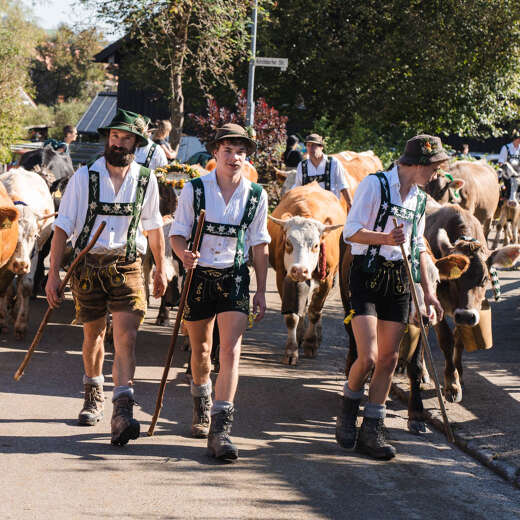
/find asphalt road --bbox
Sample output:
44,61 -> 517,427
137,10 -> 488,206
1,268 -> 519,519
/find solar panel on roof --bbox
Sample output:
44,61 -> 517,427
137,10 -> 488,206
77,92 -> 117,134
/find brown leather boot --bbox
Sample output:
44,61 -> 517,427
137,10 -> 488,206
78,384 -> 104,426
111,396 -> 140,446
357,417 -> 396,460
207,407 -> 238,461
191,395 -> 212,438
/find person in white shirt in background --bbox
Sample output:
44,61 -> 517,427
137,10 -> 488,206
134,115 -> 169,170
46,109 -> 167,446
336,134 -> 445,461
288,133 -> 353,211
170,123 -> 270,462
498,130 -> 520,166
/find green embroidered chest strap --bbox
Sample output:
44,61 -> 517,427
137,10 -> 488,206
363,171 -> 426,282
189,176 -> 263,274
137,143 -> 157,168
302,157 -> 332,191
74,166 -> 151,262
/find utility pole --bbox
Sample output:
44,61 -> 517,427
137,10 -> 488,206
246,0 -> 258,127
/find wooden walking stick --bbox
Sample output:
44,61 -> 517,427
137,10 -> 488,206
14,221 -> 107,381
392,217 -> 455,443
148,209 -> 206,436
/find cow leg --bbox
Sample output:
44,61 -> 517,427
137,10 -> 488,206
406,337 -> 427,434
155,296 -> 170,326
283,313 -> 300,365
492,219 -> 504,249
14,274 -> 32,339
454,334 -> 464,393
434,319 -> 462,403
0,288 -> 11,333
302,278 -> 331,358
142,250 -> 153,304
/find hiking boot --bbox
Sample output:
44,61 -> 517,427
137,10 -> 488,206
357,417 -> 396,460
111,396 -> 140,446
207,407 -> 238,461
192,394 -> 212,438
78,384 -> 104,426
335,396 -> 361,450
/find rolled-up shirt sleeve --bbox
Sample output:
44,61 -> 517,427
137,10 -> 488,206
141,174 -> 163,231
53,167 -> 82,237
343,175 -> 380,243
170,181 -> 194,240
334,161 -> 350,191
246,189 -> 271,247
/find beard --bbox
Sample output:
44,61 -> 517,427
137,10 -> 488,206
105,143 -> 135,167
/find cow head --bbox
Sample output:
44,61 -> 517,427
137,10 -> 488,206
274,167 -> 297,197
425,171 -> 465,204
6,204 -> 41,275
436,228 -> 520,326
499,163 -> 520,209
411,251 -> 469,325
158,182 -> 178,216
269,214 -> 342,282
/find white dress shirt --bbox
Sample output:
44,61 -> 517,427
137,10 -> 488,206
498,142 -> 520,164
343,165 -> 426,260
54,157 -> 163,255
135,139 -> 168,170
289,155 -> 350,200
170,170 -> 271,268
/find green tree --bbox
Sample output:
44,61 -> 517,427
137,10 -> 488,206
29,24 -> 107,105
81,0 -> 263,150
255,1 -> 520,145
0,0 -> 43,162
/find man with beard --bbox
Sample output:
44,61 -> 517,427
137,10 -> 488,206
46,109 -> 167,446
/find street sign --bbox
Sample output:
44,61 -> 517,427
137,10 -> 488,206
255,57 -> 288,71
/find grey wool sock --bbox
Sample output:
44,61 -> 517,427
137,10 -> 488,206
211,400 -> 233,416
83,374 -> 104,386
112,385 -> 134,402
364,402 -> 386,419
343,381 -> 364,400
191,380 -> 212,397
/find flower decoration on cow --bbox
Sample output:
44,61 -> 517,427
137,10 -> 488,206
154,162 -> 200,190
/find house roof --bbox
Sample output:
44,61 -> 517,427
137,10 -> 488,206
76,91 -> 117,134
94,37 -> 127,64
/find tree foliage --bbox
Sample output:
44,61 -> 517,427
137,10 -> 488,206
189,89 -> 287,182
255,0 -> 520,144
81,0 -> 261,149
29,25 -> 107,105
0,0 -> 43,162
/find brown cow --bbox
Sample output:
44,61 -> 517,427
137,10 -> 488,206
205,158 -> 258,183
268,182 -> 345,364
0,183 -> 18,270
0,168 -> 54,338
426,204 -> 520,402
425,160 -> 500,238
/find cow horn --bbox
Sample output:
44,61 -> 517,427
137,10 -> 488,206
38,212 -> 58,221
268,215 -> 291,227
437,228 -> 453,255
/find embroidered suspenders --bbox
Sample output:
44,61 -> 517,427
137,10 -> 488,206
302,157 -> 332,191
189,177 -> 262,295
74,166 -> 151,262
363,171 -> 426,283
506,143 -> 520,161
137,143 -> 157,168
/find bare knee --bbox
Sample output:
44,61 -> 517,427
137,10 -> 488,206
357,353 -> 377,374
377,351 -> 399,374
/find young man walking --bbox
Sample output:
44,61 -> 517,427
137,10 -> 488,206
170,123 -> 270,461
336,135 -> 445,460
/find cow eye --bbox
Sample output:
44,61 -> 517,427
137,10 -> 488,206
285,240 -> 293,253
312,243 -> 320,252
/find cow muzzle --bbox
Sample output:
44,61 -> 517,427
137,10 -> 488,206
288,264 -> 311,282
506,199 -> 519,208
9,259 -> 31,275
454,308 -> 480,327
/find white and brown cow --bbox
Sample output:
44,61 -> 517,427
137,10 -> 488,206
426,204 -> 520,402
268,182 -> 345,364
492,164 -> 520,248
0,169 -> 54,338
